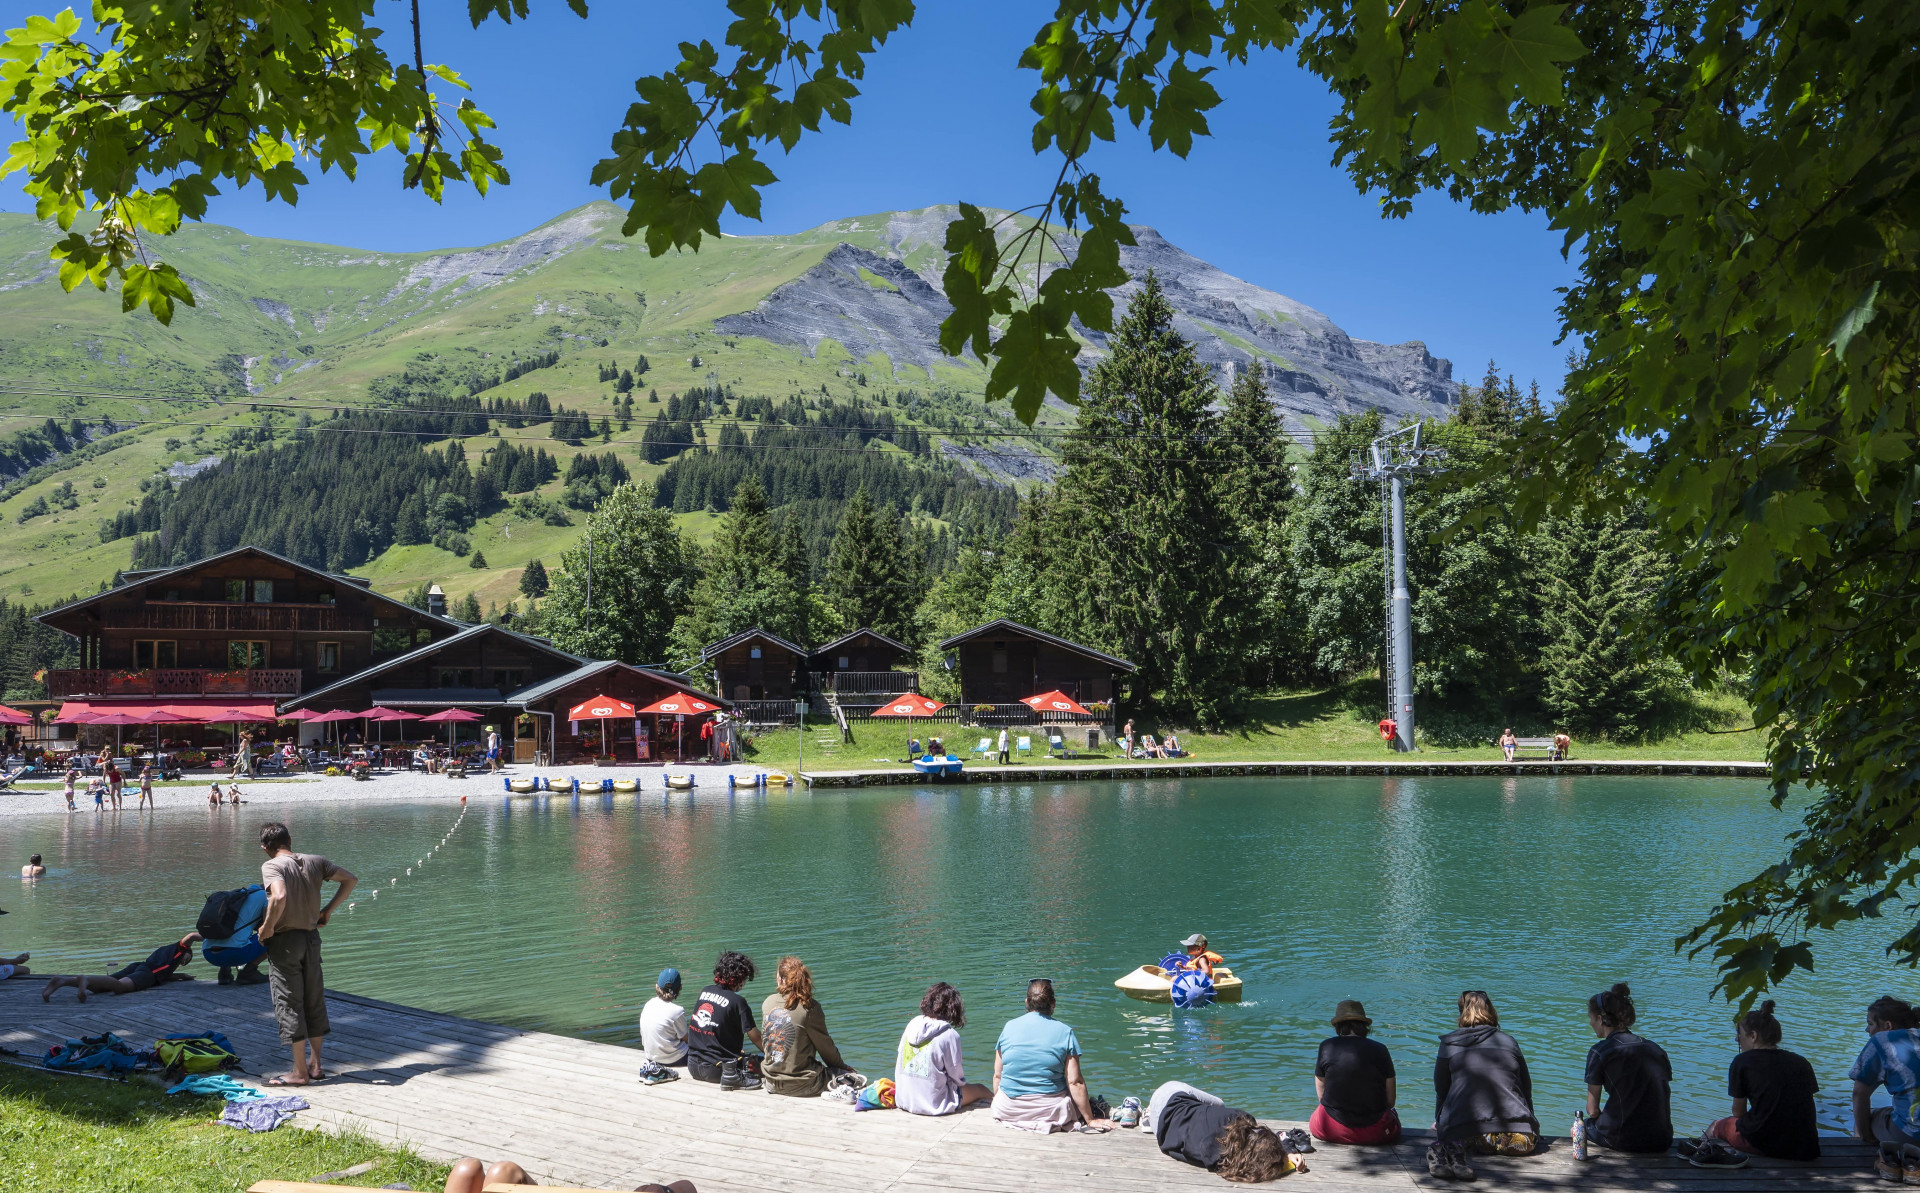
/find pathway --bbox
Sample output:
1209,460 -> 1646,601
802,760 -> 1769,787
0,980 -> 1870,1192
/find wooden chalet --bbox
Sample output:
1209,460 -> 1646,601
701,628 -> 808,702
506,661 -> 731,764
35,546 -> 455,744
808,627 -> 918,703
937,619 -> 1136,710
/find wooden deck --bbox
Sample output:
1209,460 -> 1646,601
802,760 -> 1770,787
0,979 -> 1871,1192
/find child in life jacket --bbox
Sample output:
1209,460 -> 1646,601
1179,933 -> 1224,977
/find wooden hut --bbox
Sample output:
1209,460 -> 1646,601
937,619 -> 1136,709
701,628 -> 807,702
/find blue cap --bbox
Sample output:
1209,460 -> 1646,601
657,968 -> 681,992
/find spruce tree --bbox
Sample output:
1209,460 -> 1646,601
469,550 -> 488,568
1046,274 -> 1251,724
823,487 -> 920,644
457,592 -> 483,623
1541,512 -> 1682,739
670,476 -> 810,664
541,480 -> 697,663
1219,361 -> 1298,685
519,558 -> 549,598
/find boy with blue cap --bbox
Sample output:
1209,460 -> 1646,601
639,967 -> 688,1083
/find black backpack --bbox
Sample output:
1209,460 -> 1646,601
195,885 -> 260,940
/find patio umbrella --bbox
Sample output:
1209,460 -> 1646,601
568,695 -> 636,760
419,708 -> 482,752
0,704 -> 32,726
1020,690 -> 1091,716
366,708 -> 422,750
870,694 -> 946,758
635,694 -> 719,761
79,709 -> 171,758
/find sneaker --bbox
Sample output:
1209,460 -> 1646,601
1089,1094 -> 1111,1121
638,1060 -> 678,1085
235,963 -> 268,986
1675,1137 -> 1702,1159
1689,1138 -> 1749,1169
1426,1142 -> 1475,1181
1281,1127 -> 1314,1154
1903,1143 -> 1920,1186
1114,1104 -> 1140,1129
217,967 -> 234,986
1881,1143 -> 1906,1183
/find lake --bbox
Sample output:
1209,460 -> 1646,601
0,774 -> 1891,1130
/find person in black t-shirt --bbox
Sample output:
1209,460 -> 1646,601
1707,999 -> 1821,1160
1582,982 -> 1673,1153
40,932 -> 202,1002
686,950 -> 763,1089
1310,1000 -> 1402,1144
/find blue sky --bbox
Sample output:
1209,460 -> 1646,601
0,1 -> 1575,393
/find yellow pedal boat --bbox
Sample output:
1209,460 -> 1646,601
665,774 -> 695,790
506,778 -> 539,794
611,778 -> 639,794
1114,964 -> 1243,1003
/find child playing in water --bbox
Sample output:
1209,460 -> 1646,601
61,766 -> 76,812
137,764 -> 154,809
208,781 -> 223,805
87,776 -> 106,810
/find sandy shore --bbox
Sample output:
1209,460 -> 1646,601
0,760 -> 797,816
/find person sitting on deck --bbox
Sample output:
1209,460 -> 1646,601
686,950 -> 763,1089
1705,999 -> 1820,1161
1177,934 -> 1222,978
41,932 -> 201,1002
0,949 -> 30,980
640,967 -> 689,1069
1581,982 -> 1673,1154
992,978 -> 1113,1132
1310,1000 -> 1402,1145
1434,990 -> 1539,1157
896,981 -> 992,1116
1143,1081 -> 1298,1180
1851,994 -> 1920,1150
760,956 -> 851,1097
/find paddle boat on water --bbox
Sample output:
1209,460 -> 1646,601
611,777 -> 639,794
504,777 -> 540,795
1114,963 -> 1244,1003
912,754 -> 964,780
665,773 -> 696,790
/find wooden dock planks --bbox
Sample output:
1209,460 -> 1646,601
0,979 -> 1871,1192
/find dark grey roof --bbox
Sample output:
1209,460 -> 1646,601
936,618 -> 1137,673
700,627 -> 808,663
280,623 -> 584,712
809,627 -> 912,658
371,688 -> 505,706
503,660 -> 731,709
40,545 -> 455,626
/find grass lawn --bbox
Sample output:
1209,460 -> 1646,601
0,1064 -> 448,1193
734,685 -> 1767,774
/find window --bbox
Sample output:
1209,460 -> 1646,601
228,641 -> 269,669
439,668 -> 476,688
837,656 -> 850,670
490,669 -> 525,691
749,646 -> 762,659
162,588 -> 181,602
225,579 -> 246,603
991,645 -> 1008,674
133,640 -> 177,670
253,579 -> 274,603
372,627 -> 413,655
316,642 -> 341,673
316,590 -> 335,606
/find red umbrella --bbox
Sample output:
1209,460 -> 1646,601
1021,690 -> 1091,716
278,708 -> 322,722
869,694 -> 946,759
568,695 -> 635,760
420,708 -> 482,751
78,709 -> 171,758
635,694 -> 718,761
0,704 -> 33,726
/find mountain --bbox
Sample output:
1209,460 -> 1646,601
0,202 -> 1458,609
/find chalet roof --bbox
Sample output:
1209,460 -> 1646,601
38,545 -> 443,626
700,627 -> 808,663
505,660 -> 731,709
280,623 -> 584,711
370,688 -> 505,706
936,618 -> 1138,673
809,627 -> 912,657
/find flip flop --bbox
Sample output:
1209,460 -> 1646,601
266,1074 -> 309,1087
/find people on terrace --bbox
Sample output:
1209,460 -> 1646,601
1581,982 -> 1672,1153
640,967 -> 689,1071
1433,990 -> 1538,1159
896,981 -> 991,1115
1310,1000 -> 1401,1145
759,955 -> 850,1097
686,950 -> 762,1089
992,978 -> 1112,1132
1707,999 -> 1820,1160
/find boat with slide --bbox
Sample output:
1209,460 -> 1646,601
1114,964 -> 1244,1003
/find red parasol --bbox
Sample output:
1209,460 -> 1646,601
1020,690 -> 1091,717
869,693 -> 946,760
635,693 -> 718,762
568,695 -> 635,760
0,704 -> 33,726
420,708 -> 482,751
277,708 -> 322,722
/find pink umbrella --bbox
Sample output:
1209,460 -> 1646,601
78,709 -> 171,758
278,708 -> 322,722
0,704 -> 33,726
420,708 -> 482,750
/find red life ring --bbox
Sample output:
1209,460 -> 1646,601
1378,718 -> 1397,742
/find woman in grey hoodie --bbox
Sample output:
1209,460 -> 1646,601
1434,990 -> 1540,1154
895,982 -> 991,1115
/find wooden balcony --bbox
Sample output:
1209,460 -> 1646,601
48,668 -> 304,699
819,670 -> 919,696
132,602 -> 346,632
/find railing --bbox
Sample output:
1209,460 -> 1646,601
820,670 -> 918,695
134,602 -> 345,632
47,668 -> 304,698
732,699 -> 800,727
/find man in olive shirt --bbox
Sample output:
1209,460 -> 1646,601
257,821 -> 356,1086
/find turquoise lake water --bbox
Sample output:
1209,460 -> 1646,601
0,775 -> 1897,1129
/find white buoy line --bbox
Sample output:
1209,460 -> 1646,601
346,800 -> 468,913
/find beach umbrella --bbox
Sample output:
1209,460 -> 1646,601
568,695 -> 635,760
366,707 -> 422,750
420,708 -> 482,751
78,709 -> 170,758
1020,690 -> 1091,716
870,694 -> 946,758
278,708 -> 321,722
635,694 -> 718,761
0,704 -> 32,726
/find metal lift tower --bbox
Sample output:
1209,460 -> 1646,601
1352,422 -> 1445,752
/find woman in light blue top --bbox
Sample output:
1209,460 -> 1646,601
992,979 -> 1110,1132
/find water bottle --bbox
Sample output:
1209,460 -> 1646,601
1571,1109 -> 1590,1161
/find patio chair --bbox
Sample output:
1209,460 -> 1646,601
970,736 -> 993,760
1046,733 -> 1069,759
1014,735 -> 1032,758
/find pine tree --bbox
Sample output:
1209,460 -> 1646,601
394,494 -> 428,546
671,477 -> 810,665
469,550 -> 488,568
1218,361 -> 1299,685
1046,274 -> 1251,725
457,592 -> 483,623
519,558 -> 550,598
823,487 -> 920,644
1541,512 -> 1682,739
541,481 -> 697,663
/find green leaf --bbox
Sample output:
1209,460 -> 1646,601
1489,5 -> 1587,106
1828,281 -> 1881,361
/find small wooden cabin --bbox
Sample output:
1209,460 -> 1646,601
809,628 -> 916,699
701,628 -> 807,702
938,619 -> 1136,708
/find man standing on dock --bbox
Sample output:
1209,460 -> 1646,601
257,821 -> 357,1086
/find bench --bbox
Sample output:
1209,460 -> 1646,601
1509,736 -> 1569,760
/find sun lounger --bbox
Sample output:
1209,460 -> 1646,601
1046,733 -> 1069,758
1015,735 -> 1032,758
969,736 -> 993,759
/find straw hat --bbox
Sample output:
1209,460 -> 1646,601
1330,999 -> 1372,1027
